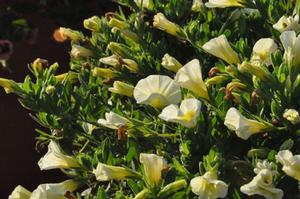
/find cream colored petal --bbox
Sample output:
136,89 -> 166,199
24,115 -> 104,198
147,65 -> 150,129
9,185 -> 31,199
97,112 -> 128,129
159,104 -> 181,122
93,163 -> 135,181
280,31 -> 296,51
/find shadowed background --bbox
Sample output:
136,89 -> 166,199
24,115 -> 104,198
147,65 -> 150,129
0,0 -> 116,197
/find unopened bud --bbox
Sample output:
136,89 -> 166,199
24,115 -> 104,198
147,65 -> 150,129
205,75 -> 229,87
0,78 -> 22,95
157,180 -> 187,198
32,58 -> 48,75
209,67 -> 220,77
107,42 -> 130,57
92,67 -> 119,79
55,72 -> 78,83
108,81 -> 134,97
55,27 -> 84,42
108,18 -> 127,30
161,54 -> 182,72
83,16 -> 101,32
99,55 -> 121,68
120,29 -> 140,42
238,61 -> 272,81
71,45 -> 93,59
191,0 -> 204,12
45,85 -> 55,95
283,109 -> 300,125
225,65 -> 238,78
122,59 -> 139,73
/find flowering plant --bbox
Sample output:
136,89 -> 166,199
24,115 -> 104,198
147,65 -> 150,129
5,0 -> 300,198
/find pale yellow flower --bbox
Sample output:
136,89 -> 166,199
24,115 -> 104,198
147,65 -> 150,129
109,81 -> 134,97
283,109 -> 300,125
134,0 -> 153,9
159,98 -> 201,128
30,180 -> 79,199
192,0 -> 204,12
224,107 -> 269,140
205,0 -> 245,8
56,27 -> 84,42
174,59 -> 209,100
202,35 -> 240,64
134,75 -> 181,109
45,85 -> 55,95
139,153 -> 167,186
38,141 -> 80,170
251,38 -> 278,66
240,169 -> 283,199
276,150 -> 300,181
71,45 -> 93,58
99,55 -> 120,67
93,163 -> 138,181
8,185 -> 31,199
83,16 -> 100,32
280,31 -> 300,66
161,53 -> 182,72
273,15 -> 300,33
190,171 -> 228,199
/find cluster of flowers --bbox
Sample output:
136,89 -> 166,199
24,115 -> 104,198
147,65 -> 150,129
5,0 -> 300,198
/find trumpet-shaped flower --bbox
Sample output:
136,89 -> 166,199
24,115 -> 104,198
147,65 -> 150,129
93,163 -> 138,181
159,98 -> 201,128
240,169 -> 283,199
273,15 -> 300,33
251,38 -> 278,66
30,180 -> 79,199
98,111 -> 129,129
153,13 -> 186,39
205,0 -> 245,9
224,107 -> 269,140
276,150 -> 300,181
174,59 -> 209,100
280,31 -> 300,66
133,75 -> 181,109
9,185 -> 31,199
202,35 -> 240,64
109,81 -> 134,97
139,153 -> 168,186
190,171 -> 228,199
161,53 -> 182,72
283,109 -> 300,125
38,141 -> 80,170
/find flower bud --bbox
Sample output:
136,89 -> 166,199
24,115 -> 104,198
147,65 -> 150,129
55,72 -> 78,83
153,13 -> 186,40
283,109 -> 300,124
55,27 -> 84,42
238,61 -> 272,81
225,65 -> 239,78
93,163 -> 139,181
8,185 -> 31,199
134,189 -> 150,199
161,53 -> 182,72
120,29 -> 140,42
109,81 -> 134,97
209,67 -> 220,77
108,18 -> 127,30
71,45 -> 93,59
122,59 -> 139,73
92,67 -> 119,79
205,75 -> 229,87
99,55 -> 121,67
32,58 -> 48,75
107,42 -> 130,57
134,0 -> 154,9
45,85 -> 55,95
0,78 -> 22,95
157,180 -> 187,198
83,16 -> 101,32
192,0 -> 204,12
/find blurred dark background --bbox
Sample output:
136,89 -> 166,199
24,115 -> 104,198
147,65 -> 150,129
0,0 -> 116,197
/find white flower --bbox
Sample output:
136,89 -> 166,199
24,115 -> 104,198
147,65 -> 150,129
159,98 -> 201,128
251,38 -> 278,66
98,111 -> 129,129
139,153 -> 168,186
161,53 -> 182,72
192,0 -> 204,12
99,55 -> 120,67
240,169 -> 283,199
224,107 -> 269,140
254,160 -> 277,176
174,59 -> 209,100
280,31 -> 300,66
8,185 -> 31,199
202,35 -> 240,64
276,150 -> 300,181
205,0 -> 245,8
133,75 -> 181,109
93,163 -> 137,181
134,0 -> 153,9
30,180 -> 79,199
153,13 -> 185,39
273,15 -> 300,33
71,45 -> 93,58
283,109 -> 300,125
190,171 -> 228,199
38,141 -> 80,170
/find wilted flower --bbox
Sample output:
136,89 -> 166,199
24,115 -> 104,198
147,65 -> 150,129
283,109 -> 300,125
8,185 -> 31,199
161,53 -> 182,72
251,38 -> 278,66
273,15 -> 300,33
134,0 -> 153,9
175,59 -> 209,100
134,75 -> 181,109
205,0 -> 245,8
190,171 -> 228,199
139,153 -> 168,186
254,160 -> 278,176
38,141 -> 80,170
55,27 -> 84,42
99,55 -> 120,67
92,67 -> 119,79
30,180 -> 79,199
280,31 -> 300,66
93,163 -> 138,181
159,98 -> 201,128
224,107 -> 270,140
192,0 -> 204,12
71,45 -> 93,58
202,35 -> 240,64
98,111 -> 129,129
45,85 -> 56,95
109,81 -> 134,97
0,40 -> 13,60
276,150 -> 300,181
240,169 -> 283,199
153,13 -> 186,39
83,16 -> 101,32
